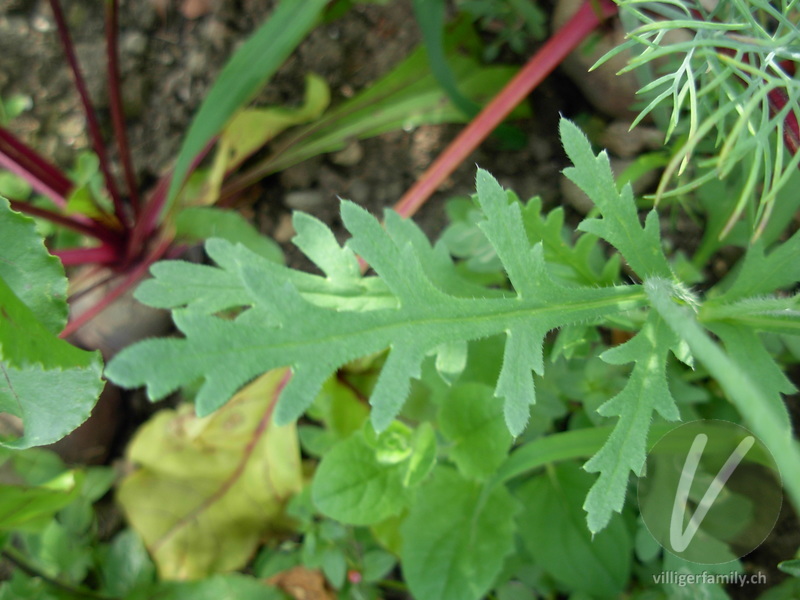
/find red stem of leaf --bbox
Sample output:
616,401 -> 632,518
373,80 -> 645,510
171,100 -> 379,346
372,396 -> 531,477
59,234 -> 173,338
48,0 -> 129,229
0,127 -> 72,205
105,0 -> 141,218
126,139 -> 216,262
767,87 -> 800,155
391,0 -> 619,221
53,244 -> 120,266
716,50 -> 800,159
125,171 -> 168,263
9,199 -> 121,246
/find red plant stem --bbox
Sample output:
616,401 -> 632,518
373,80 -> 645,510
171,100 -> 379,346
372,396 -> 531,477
715,49 -> 799,160
9,200 -> 120,245
0,127 -> 72,205
47,0 -> 129,229
105,0 -> 140,218
53,244 -> 119,266
124,170 -> 169,265
126,139 -> 217,262
391,0 -> 618,221
59,234 -> 173,338
767,87 -> 800,155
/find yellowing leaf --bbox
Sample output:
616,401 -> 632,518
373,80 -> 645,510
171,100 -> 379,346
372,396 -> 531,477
118,369 -> 303,580
224,74 -> 329,170
194,74 -> 329,206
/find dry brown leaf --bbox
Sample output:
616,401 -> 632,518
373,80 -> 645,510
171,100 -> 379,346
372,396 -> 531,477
267,566 -> 336,600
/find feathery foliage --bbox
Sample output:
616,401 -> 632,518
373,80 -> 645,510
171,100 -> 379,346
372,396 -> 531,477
599,0 -> 800,238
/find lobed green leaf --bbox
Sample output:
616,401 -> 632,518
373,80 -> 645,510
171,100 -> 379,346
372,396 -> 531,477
711,229 -> 800,302
582,313 -> 681,533
107,169 -> 646,436
560,119 -> 672,281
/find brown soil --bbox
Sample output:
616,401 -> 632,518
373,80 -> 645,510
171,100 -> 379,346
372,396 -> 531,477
0,0 -> 576,260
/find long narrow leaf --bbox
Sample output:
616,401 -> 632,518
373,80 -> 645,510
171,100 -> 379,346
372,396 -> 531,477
162,0 -> 329,218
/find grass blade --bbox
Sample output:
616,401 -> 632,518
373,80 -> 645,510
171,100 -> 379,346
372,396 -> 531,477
162,0 -> 329,219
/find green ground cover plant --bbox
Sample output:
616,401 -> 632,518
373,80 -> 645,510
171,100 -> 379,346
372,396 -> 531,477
1,0 -> 799,598
102,119 -> 800,599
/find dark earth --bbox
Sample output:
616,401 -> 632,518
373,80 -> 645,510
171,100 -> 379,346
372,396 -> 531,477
0,0 -> 573,247
1,0 -> 798,598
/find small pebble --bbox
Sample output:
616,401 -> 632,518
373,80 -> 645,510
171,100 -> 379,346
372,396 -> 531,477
203,18 -> 229,51
331,140 -> 363,167
121,32 -> 148,58
187,50 -> 206,76
285,189 -> 324,211
273,213 -> 295,243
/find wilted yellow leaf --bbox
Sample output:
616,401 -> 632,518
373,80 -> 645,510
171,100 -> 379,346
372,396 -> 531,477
193,74 -> 330,206
118,369 -> 303,579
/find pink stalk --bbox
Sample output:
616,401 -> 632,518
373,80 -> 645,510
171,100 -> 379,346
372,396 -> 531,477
48,0 -> 129,228
124,171 -> 168,263
767,87 -> 799,155
0,127 -> 72,205
105,0 -> 141,217
126,139 -> 217,262
53,244 -> 119,266
59,235 -> 173,337
716,52 -> 800,158
9,200 -> 120,245
392,0 -> 619,220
